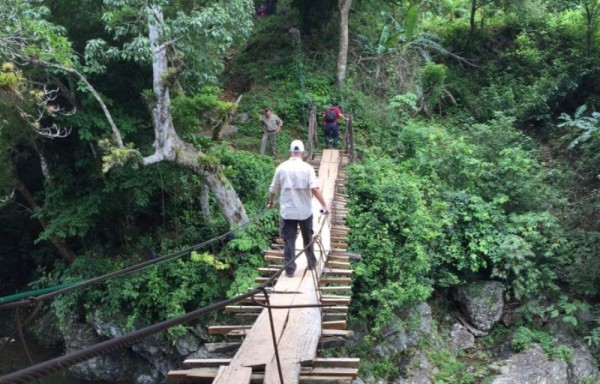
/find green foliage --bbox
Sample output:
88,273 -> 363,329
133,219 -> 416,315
171,87 -> 236,140
191,251 -> 229,270
585,316 -> 600,348
47,253 -> 228,338
566,230 -> 600,296
87,0 -> 255,87
348,155 -> 435,327
100,140 -> 142,174
421,62 -> 449,114
428,349 -> 476,384
216,146 -> 275,207
225,211 -> 278,297
559,104 -> 600,149
511,326 -> 572,361
0,1 -> 76,66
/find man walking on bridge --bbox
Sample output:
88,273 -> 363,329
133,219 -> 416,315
268,140 -> 328,277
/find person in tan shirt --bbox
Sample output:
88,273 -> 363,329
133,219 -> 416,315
259,107 -> 283,156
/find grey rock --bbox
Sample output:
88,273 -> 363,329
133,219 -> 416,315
450,323 -> 475,350
31,310 -> 63,348
453,281 -> 504,332
491,344 -> 568,384
235,112 -> 249,123
136,373 -> 160,384
175,333 -> 199,356
393,351 -> 433,384
546,319 -> 600,384
131,333 -> 175,375
62,318 -> 151,382
377,302 -> 433,356
221,124 -> 238,136
88,309 -> 126,338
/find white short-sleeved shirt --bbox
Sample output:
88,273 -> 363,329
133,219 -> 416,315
269,157 -> 319,220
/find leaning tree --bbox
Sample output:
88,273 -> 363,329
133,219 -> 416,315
1,0 -> 255,230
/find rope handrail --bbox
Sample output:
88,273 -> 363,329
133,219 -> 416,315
0,200 -> 334,384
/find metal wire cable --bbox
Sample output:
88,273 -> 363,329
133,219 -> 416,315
0,203 -> 332,384
1,153 -> 350,384
0,209 -> 272,310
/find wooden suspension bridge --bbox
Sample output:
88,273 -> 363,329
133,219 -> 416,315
167,149 -> 359,383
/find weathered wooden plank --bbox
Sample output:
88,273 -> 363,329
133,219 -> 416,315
321,268 -> 353,276
319,286 -> 352,293
300,358 -> 360,369
320,296 -> 351,305
204,342 -> 241,353
183,359 -> 231,368
184,358 -> 360,369
324,261 -> 350,269
212,364 -> 252,384
208,325 -> 252,336
254,276 -> 277,284
323,313 -> 348,321
258,267 -> 285,276
326,254 -> 350,261
227,305 -> 347,314
322,329 -> 353,337
319,276 -> 352,284
322,320 -> 347,330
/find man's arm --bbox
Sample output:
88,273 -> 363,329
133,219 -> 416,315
311,187 -> 328,213
267,191 -> 276,209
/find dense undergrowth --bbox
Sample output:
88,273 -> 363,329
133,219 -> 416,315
1,0 -> 600,380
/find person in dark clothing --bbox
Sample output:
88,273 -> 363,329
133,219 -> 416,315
321,103 -> 348,148
265,0 -> 277,15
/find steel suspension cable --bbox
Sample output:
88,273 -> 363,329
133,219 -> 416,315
0,209 -> 271,310
0,204 -> 333,384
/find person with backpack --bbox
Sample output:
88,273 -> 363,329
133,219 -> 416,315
259,107 -> 283,156
322,102 -> 348,149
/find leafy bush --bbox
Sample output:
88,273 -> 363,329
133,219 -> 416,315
347,154 -> 436,327
511,326 -> 572,361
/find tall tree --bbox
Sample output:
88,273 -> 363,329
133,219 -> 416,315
1,0 -> 255,227
337,0 -> 352,88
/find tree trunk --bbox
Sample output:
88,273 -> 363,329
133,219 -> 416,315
13,173 -> 76,263
144,6 -> 249,227
468,0 -> 477,43
200,183 -> 211,221
336,0 -> 352,88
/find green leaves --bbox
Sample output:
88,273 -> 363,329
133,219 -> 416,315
558,104 -> 600,149
0,1 -> 76,66
91,0 -> 254,88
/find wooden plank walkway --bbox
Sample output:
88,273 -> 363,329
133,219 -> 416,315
167,150 -> 358,384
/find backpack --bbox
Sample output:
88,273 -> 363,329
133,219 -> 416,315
324,107 -> 337,123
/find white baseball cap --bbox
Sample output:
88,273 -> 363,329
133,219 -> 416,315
290,140 -> 304,153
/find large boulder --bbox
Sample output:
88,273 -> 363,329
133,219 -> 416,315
546,319 -> 600,384
393,351 -> 433,384
453,281 -> 504,332
449,323 -> 475,350
61,317 -> 153,383
491,344 -> 568,384
374,302 -> 434,357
